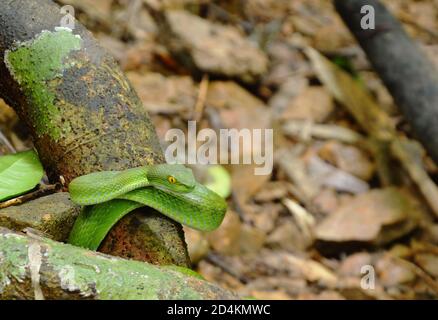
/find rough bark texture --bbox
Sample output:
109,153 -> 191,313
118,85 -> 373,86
0,227 -> 238,300
0,193 -> 80,241
334,0 -> 438,164
0,0 -> 189,266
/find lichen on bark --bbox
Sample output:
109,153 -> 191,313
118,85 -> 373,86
0,228 -> 238,299
0,0 -> 190,266
5,28 -> 82,139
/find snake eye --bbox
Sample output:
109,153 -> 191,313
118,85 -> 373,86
168,176 -> 177,184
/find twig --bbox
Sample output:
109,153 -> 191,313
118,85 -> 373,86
0,128 -> 16,153
306,47 -> 433,187
192,74 -> 209,123
394,257 -> 438,296
282,120 -> 363,144
305,47 -> 396,141
281,198 -> 315,242
276,147 -> 320,201
0,183 -> 61,209
391,138 -> 438,218
411,241 -> 438,256
398,12 -> 438,41
230,191 -> 253,225
206,252 -> 250,284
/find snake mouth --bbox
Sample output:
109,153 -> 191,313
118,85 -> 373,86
149,180 -> 194,193
151,183 -> 186,195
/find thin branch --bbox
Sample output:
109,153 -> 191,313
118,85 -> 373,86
192,74 -> 209,123
206,252 -> 250,284
391,138 -> 438,219
0,183 -> 61,209
0,128 -> 16,153
282,120 -> 363,144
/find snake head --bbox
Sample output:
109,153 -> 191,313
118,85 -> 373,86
147,164 -> 196,193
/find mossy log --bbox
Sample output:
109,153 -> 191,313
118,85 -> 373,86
0,227 -> 238,300
0,0 -> 189,266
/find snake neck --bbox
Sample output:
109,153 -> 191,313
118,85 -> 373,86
118,166 -> 152,189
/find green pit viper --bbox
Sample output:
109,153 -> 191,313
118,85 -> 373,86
68,164 -> 227,250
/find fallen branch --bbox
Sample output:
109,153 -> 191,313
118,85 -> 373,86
0,227 -> 238,300
0,183 -> 61,209
334,0 -> 438,164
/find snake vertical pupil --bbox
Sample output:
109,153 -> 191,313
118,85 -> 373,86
168,176 -> 176,184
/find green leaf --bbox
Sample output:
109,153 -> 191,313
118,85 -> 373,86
204,165 -> 231,199
0,150 -> 44,201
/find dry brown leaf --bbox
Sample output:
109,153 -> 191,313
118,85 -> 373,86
305,47 -> 396,140
280,86 -> 334,123
316,188 -> 423,246
318,141 -> 375,181
127,72 -> 196,115
206,210 -> 242,256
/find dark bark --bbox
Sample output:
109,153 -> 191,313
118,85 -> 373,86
334,0 -> 438,163
0,0 -> 189,266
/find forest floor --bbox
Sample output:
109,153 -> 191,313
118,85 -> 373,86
1,0 -> 438,299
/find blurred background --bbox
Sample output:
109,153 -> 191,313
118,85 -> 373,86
1,0 -> 438,299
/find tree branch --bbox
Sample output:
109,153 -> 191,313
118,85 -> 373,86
334,0 -> 438,164
0,0 -> 189,266
0,227 -> 238,300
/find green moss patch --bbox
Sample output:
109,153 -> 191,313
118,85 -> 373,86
5,28 -> 82,139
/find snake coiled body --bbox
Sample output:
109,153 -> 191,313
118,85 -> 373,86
68,164 -> 227,250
